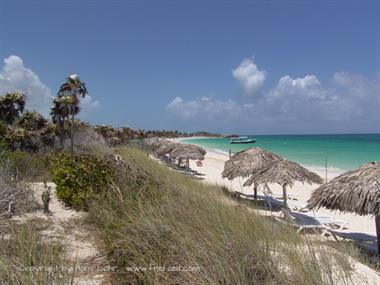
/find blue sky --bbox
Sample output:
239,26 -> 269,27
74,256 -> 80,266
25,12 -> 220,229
0,0 -> 379,134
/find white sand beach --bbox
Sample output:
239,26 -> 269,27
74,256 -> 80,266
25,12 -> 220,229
165,139 -> 380,284
178,143 -> 377,236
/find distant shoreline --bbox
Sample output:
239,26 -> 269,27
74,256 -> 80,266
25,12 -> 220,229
174,136 -> 346,177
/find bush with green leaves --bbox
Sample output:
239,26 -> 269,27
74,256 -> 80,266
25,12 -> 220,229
0,150 -> 50,181
53,153 -> 115,210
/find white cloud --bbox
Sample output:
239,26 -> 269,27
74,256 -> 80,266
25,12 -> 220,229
166,96 -> 242,120
261,73 -> 378,123
0,55 -> 100,118
273,75 -> 322,98
167,96 -> 184,109
166,71 -> 380,133
0,55 -> 53,116
80,95 -> 101,118
232,58 -> 266,96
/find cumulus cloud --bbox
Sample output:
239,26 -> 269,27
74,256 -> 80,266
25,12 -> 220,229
0,55 -> 53,115
255,72 -> 380,125
79,95 -> 101,118
232,58 -> 266,96
0,55 -> 100,118
167,96 -> 242,121
271,75 -> 322,98
166,71 -> 380,133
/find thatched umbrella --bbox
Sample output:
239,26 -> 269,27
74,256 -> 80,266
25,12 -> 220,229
144,137 -> 163,150
170,144 -> 206,168
222,147 -> 281,199
244,159 -> 323,207
155,140 -> 178,157
307,161 -> 380,253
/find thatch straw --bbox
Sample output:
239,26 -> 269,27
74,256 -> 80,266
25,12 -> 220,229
186,144 -> 206,156
170,144 -> 206,160
307,161 -> 380,216
244,159 -> 324,187
222,147 -> 281,180
155,141 -> 178,156
144,137 -> 162,148
244,158 -> 323,207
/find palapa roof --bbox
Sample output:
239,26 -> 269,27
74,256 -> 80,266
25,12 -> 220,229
170,144 -> 206,160
307,161 -> 380,216
243,159 -> 324,187
155,140 -> 178,156
222,147 -> 281,180
144,137 -> 163,148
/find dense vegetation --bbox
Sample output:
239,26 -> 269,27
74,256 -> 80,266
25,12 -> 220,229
0,91 -> 219,154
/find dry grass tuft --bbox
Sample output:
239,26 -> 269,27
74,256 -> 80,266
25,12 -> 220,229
0,219 -> 71,285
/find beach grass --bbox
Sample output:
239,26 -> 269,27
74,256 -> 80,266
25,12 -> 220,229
87,147 -> 357,285
0,219 -> 72,285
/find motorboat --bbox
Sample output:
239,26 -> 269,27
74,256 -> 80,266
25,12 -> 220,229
230,136 -> 256,144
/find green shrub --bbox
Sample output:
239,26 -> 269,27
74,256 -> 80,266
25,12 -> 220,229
53,153 -> 115,210
0,150 -> 50,181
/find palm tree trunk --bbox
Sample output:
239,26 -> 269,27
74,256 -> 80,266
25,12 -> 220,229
9,104 -> 15,124
70,113 -> 74,154
59,118 -> 65,148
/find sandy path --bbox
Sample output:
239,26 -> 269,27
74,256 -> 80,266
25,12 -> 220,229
12,182 -> 110,285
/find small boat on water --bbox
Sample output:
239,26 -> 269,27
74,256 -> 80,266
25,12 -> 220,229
230,136 -> 256,144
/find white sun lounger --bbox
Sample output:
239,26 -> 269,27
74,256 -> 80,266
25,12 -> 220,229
287,211 -> 348,230
324,229 -> 377,242
278,209 -> 352,234
355,241 -> 378,255
275,209 -> 329,234
323,229 -> 378,255
233,191 -> 310,213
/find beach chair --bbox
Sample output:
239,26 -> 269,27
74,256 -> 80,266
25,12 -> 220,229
323,229 -> 377,242
261,185 -> 308,212
287,211 -> 348,230
263,195 -> 309,212
323,229 -> 378,255
355,240 -> 378,256
275,208 -> 328,234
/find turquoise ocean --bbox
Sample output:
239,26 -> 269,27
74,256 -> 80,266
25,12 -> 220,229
183,134 -> 380,171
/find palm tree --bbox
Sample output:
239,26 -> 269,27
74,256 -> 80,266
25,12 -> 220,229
51,95 -> 73,147
6,127 -> 38,152
40,123 -> 56,147
0,92 -> 26,124
16,111 -> 47,131
54,74 -> 87,152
